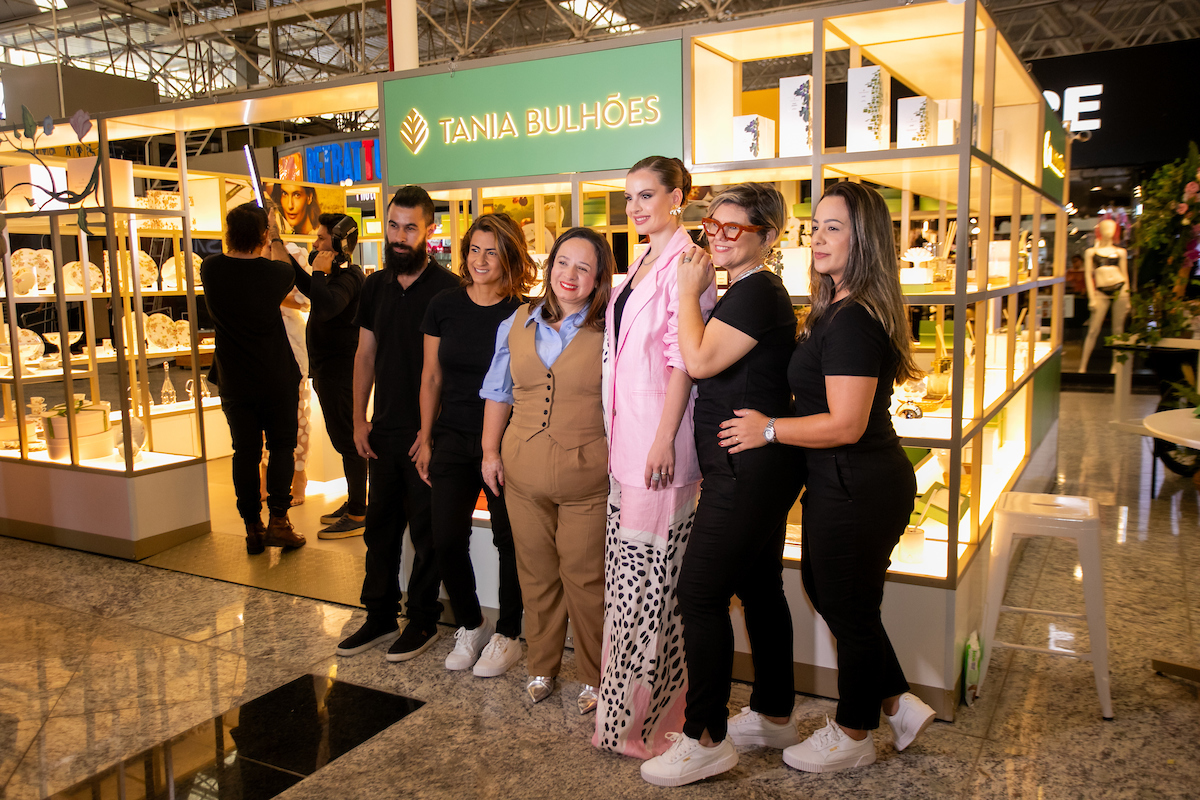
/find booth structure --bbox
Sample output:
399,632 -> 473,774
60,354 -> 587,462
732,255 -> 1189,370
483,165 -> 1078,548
0,0 -> 1065,719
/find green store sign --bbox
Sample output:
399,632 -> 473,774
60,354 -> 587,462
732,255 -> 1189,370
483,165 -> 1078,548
1041,103 -> 1067,203
383,40 -> 683,185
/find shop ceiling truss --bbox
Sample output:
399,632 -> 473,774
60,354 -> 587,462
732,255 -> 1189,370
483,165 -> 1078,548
0,0 -> 1196,113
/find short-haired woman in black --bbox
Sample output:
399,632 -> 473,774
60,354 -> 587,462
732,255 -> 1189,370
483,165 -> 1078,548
641,183 -> 805,787
717,181 -> 936,774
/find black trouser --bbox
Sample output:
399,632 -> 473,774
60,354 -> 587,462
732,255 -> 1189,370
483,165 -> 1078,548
801,444 -> 916,731
223,388 -> 299,521
429,426 -> 523,639
312,365 -> 368,516
679,429 -> 805,743
360,428 -> 442,627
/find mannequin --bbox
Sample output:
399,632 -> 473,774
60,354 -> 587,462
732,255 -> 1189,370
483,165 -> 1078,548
1078,218 -> 1129,373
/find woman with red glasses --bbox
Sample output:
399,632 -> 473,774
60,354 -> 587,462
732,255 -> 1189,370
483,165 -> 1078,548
641,183 -> 805,787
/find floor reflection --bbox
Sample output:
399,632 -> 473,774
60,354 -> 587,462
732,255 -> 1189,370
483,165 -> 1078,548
50,676 -> 423,800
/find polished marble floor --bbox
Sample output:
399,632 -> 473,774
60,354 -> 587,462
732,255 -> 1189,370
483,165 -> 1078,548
1,391 -> 1198,799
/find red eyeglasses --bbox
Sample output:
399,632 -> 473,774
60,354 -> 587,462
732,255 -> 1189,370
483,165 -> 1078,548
700,217 -> 764,241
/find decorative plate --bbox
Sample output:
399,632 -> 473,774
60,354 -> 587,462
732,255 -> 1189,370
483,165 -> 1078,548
172,319 -> 191,348
144,313 -> 175,350
160,253 -> 203,290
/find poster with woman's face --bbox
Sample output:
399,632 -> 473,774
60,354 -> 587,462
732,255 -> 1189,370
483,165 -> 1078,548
225,178 -> 347,236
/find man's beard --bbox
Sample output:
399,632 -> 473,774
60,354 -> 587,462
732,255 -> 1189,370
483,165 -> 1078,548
385,240 -> 428,275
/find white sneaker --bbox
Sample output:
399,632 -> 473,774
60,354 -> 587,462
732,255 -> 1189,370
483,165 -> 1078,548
444,620 -> 494,671
726,706 -> 800,748
472,634 -> 523,677
640,732 -> 738,787
783,717 -> 876,773
886,692 -> 936,751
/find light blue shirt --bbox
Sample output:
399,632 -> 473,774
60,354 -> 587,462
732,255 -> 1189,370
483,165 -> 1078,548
479,304 -> 589,405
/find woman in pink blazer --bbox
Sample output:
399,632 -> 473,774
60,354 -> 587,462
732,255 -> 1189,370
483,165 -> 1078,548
593,156 -> 717,758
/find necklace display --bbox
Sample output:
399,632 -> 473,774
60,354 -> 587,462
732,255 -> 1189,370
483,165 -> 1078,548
728,264 -> 766,287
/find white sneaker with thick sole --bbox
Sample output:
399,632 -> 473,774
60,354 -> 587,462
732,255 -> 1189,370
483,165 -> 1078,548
727,707 -> 800,748
640,733 -> 738,787
473,634 -> 523,677
886,692 -> 936,751
783,717 -> 876,773
445,620 -> 495,671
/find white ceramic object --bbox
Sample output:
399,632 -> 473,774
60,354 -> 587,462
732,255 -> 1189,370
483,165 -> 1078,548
145,313 -> 175,350
779,75 -> 813,157
47,429 -> 114,461
847,65 -> 891,152
160,253 -> 203,290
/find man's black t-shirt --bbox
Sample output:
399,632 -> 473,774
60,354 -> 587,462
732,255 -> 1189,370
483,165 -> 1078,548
291,258 -> 365,376
354,256 -> 459,434
694,270 -> 797,433
421,287 -> 522,436
201,253 -> 300,401
789,297 -> 900,452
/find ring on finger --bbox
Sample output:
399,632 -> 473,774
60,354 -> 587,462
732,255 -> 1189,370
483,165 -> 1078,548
651,472 -> 662,481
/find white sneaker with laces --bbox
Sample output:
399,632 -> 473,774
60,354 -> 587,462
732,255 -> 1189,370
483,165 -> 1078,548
444,620 -> 495,671
727,706 -> 800,748
640,732 -> 738,787
472,633 -> 523,677
783,717 -> 876,773
886,692 -> 936,751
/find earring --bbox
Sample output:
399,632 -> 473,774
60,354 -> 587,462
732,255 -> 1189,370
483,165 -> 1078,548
669,205 -> 682,217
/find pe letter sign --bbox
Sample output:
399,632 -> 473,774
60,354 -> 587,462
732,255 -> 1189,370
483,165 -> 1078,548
897,96 -> 934,149
847,66 -> 891,152
779,76 -> 813,157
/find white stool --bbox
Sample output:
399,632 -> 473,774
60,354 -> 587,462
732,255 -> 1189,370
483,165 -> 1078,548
981,492 -> 1113,720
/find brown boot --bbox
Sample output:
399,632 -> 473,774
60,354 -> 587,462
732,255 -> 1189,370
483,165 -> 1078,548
245,518 -> 266,555
265,513 -> 306,549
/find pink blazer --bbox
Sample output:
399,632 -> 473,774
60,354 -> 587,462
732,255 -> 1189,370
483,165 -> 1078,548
604,225 -> 717,487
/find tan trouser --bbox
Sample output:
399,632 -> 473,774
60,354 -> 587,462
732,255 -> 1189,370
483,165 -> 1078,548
501,430 -> 607,685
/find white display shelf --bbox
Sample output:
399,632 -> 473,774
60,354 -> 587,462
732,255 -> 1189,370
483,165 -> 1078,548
0,444 -> 193,472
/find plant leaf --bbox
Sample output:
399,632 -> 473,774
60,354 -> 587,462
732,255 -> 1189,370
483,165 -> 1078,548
41,116 -> 53,136
77,207 -> 92,236
20,106 -> 35,140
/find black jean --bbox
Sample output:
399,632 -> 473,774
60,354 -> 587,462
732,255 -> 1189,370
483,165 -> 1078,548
428,426 -> 523,639
678,430 -> 806,743
360,429 -> 442,627
312,366 -> 368,516
801,444 -> 916,731
223,388 -> 299,521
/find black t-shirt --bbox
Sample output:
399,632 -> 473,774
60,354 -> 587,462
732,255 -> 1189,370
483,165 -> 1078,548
613,278 -> 635,338
354,257 -> 459,434
201,253 -> 300,401
291,258 -> 365,376
789,298 -> 900,452
421,287 -> 522,436
694,271 -> 797,433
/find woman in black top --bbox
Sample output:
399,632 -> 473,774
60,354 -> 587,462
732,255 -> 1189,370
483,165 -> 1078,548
718,181 -> 936,774
416,213 -> 532,678
641,183 -> 805,788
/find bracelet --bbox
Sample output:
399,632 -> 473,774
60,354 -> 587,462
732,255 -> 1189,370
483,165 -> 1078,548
271,237 -> 284,245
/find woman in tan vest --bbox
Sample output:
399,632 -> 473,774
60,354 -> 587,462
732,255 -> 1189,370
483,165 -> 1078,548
480,227 -> 614,713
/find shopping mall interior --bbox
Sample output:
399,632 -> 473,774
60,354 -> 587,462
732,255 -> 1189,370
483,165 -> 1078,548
0,0 -> 1198,797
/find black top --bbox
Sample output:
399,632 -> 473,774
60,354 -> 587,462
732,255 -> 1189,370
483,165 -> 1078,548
1093,253 -> 1121,267
789,298 -> 900,452
354,256 -> 460,433
421,287 -> 523,435
291,258 -> 366,375
201,253 -> 300,401
694,271 -> 797,433
613,278 -> 635,338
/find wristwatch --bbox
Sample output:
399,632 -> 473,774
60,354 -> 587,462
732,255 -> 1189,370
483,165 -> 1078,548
763,417 -> 778,444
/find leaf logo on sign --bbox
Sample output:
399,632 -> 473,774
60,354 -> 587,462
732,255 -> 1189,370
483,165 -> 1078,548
401,108 -> 429,155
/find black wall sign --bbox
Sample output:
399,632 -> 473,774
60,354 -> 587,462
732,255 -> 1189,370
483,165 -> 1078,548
1030,39 -> 1200,170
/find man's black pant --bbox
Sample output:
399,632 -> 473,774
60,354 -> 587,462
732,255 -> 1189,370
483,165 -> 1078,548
312,366 -> 368,516
429,426 -> 523,639
222,388 -> 299,522
678,431 -> 805,743
360,428 -> 442,627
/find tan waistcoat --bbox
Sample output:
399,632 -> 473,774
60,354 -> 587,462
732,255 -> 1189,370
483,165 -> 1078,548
508,304 -> 605,450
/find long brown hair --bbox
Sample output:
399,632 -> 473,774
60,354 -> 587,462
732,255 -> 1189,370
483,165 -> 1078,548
804,181 -> 921,383
535,227 -> 613,332
459,213 -> 534,301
